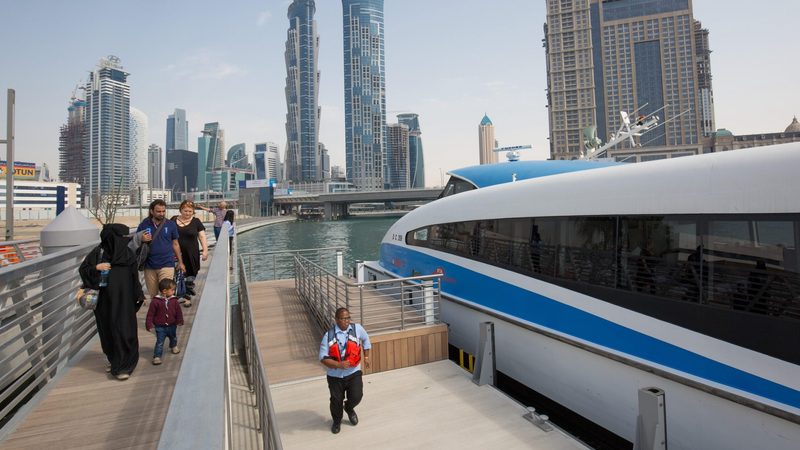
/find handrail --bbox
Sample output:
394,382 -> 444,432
0,240 -> 97,434
239,247 -> 346,282
158,223 -> 232,450
293,252 -> 443,335
237,255 -> 283,450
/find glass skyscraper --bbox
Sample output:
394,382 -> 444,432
397,113 -> 425,188
148,144 -> 163,189
386,123 -> 409,189
285,0 -> 321,183
342,0 -> 386,190
198,122 -> 225,192
545,0 -> 711,161
83,56 -> 131,206
130,106 -> 148,193
166,108 -> 189,152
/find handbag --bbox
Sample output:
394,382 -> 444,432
136,219 -> 167,271
174,268 -> 186,298
76,287 -> 99,310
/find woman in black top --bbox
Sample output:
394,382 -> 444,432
171,200 -> 208,307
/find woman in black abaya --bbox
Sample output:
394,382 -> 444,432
79,223 -> 144,380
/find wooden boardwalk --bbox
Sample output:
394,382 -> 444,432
1,261 -> 211,450
249,279 -> 587,449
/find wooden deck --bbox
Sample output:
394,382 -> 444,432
249,279 -> 587,449
1,262 -> 211,450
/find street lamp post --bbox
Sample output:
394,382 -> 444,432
1,89 -> 15,240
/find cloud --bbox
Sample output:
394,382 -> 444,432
257,10 -> 273,27
163,49 -> 247,81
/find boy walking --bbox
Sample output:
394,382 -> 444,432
145,279 -> 184,365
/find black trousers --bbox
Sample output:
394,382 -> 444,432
327,370 -> 363,423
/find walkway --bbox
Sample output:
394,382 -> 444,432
1,260 -> 211,449
249,279 -> 588,449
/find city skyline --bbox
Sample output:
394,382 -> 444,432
1,1 -> 799,188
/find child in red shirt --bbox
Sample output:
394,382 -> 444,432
145,278 -> 184,365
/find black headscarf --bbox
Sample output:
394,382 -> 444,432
100,223 -> 136,266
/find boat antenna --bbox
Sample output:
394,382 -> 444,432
492,145 -> 532,162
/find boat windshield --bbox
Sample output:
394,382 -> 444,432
439,177 -> 476,198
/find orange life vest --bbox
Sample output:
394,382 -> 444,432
327,326 -> 361,367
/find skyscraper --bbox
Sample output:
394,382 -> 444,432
255,142 -> 282,183
166,108 -> 189,152
129,106 -> 148,195
478,114 -> 497,165
695,21 -> 715,137
83,55 -> 131,205
197,122 -> 225,192
148,144 -> 163,189
397,113 -> 425,188
58,96 -> 86,185
545,0 -> 712,161
285,0 -> 322,182
227,143 -> 248,170
343,0 -> 387,190
386,123 -> 410,189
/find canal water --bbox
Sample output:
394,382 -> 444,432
236,216 -> 397,275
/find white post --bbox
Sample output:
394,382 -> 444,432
423,280 -> 434,325
336,250 -> 343,277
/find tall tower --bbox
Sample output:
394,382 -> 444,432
83,55 -> 131,205
129,106 -> 148,196
198,122 -> 225,192
478,114 -> 497,165
386,123 -> 410,189
342,0 -> 387,190
58,96 -> 86,184
397,113 -> 425,188
166,108 -> 189,151
545,0 -> 710,161
695,21 -> 715,137
148,144 -> 163,189
285,0 -> 321,182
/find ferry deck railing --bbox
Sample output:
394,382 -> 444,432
0,241 -> 96,432
293,254 -> 443,334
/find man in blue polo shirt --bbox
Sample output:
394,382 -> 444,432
319,307 -> 371,434
137,199 -> 185,303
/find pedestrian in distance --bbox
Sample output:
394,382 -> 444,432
79,223 -> 144,380
319,307 -> 371,434
145,278 -> 184,365
137,199 -> 185,303
196,201 -> 228,240
222,210 -> 235,253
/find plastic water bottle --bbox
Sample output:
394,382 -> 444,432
99,269 -> 110,287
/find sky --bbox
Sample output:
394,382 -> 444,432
1,0 -> 799,188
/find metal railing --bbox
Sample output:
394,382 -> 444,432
158,224 -> 232,450
0,239 -> 42,267
294,253 -> 443,334
239,247 -> 346,282
0,241 -> 97,431
237,260 -> 283,450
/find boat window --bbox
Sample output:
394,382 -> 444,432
406,214 -> 800,323
438,177 -> 476,198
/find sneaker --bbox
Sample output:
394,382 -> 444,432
171,346 -> 181,354
186,287 -> 197,296
152,357 -> 162,365
331,422 -> 341,434
104,362 -> 112,373
182,299 -> 192,307
116,373 -> 130,380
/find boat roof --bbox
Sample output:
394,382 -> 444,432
447,159 -> 622,188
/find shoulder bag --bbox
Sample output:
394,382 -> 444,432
136,219 -> 167,271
